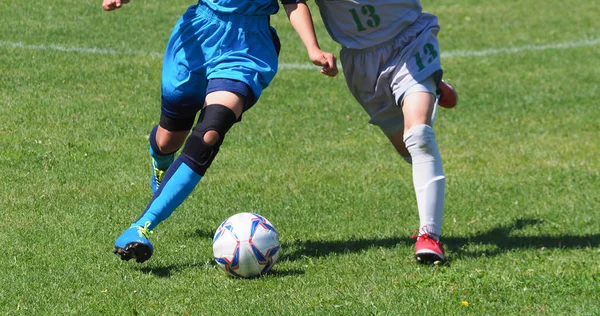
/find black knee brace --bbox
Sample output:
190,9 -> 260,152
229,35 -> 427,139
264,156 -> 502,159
159,113 -> 196,132
181,104 -> 237,176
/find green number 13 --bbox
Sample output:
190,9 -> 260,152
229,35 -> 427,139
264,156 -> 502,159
414,43 -> 439,71
349,5 -> 381,32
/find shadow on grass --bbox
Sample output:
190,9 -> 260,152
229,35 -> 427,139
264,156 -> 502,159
186,218 -> 599,265
282,236 -> 411,261
192,228 -> 215,239
137,262 -> 304,278
135,230 -> 306,278
444,218 -> 600,258
192,228 -> 411,262
137,262 -> 205,278
281,218 -> 599,261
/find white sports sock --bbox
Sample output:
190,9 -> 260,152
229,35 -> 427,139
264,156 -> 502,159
403,124 -> 445,238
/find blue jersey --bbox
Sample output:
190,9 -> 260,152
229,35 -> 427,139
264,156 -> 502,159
200,0 -> 280,15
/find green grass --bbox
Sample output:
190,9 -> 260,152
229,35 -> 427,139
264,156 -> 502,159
1,0 -> 599,314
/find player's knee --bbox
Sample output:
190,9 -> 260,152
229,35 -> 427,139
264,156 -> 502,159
181,104 -> 237,175
154,114 -> 195,153
403,124 -> 439,163
404,125 -> 444,177
202,130 -> 220,146
154,135 -> 176,154
404,124 -> 435,148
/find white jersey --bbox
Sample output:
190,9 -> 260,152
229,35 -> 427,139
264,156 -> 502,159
314,0 -> 422,49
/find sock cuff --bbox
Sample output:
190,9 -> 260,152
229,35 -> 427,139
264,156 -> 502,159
404,124 -> 442,166
179,154 -> 208,176
149,125 -> 175,157
403,124 -> 434,143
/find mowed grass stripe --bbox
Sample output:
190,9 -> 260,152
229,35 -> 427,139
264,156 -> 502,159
1,37 -> 599,67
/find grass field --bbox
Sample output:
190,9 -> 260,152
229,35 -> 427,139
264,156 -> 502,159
1,0 -> 599,314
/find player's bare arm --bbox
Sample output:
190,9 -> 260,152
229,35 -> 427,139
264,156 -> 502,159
102,0 -> 130,11
283,1 -> 338,77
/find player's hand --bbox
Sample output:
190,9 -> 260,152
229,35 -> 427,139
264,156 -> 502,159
102,0 -> 130,11
308,50 -> 338,77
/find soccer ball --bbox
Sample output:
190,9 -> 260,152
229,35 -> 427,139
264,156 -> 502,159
212,212 -> 281,278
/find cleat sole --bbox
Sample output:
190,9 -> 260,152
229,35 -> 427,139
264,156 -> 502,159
113,242 -> 153,263
415,253 -> 445,265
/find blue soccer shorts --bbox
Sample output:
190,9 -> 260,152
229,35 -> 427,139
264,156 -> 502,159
160,2 -> 280,122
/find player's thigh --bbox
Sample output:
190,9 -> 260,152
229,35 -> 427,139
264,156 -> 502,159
205,90 -> 245,119
401,76 -> 437,131
160,8 -> 216,121
341,46 -> 405,136
207,21 -> 278,111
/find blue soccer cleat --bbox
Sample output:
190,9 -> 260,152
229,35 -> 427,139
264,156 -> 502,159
113,221 -> 154,263
151,153 -> 174,194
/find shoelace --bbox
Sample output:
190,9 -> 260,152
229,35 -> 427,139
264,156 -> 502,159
411,232 -> 441,244
154,166 -> 167,186
411,226 -> 441,240
411,233 -> 434,242
137,221 -> 153,239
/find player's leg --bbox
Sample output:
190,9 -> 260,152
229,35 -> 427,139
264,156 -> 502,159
114,7 -> 212,262
134,90 -> 243,229
147,8 -> 203,194
393,77 -> 446,264
115,121 -> 193,263
149,124 -> 190,193
113,8 -> 279,262
114,89 -> 243,262
339,37 -> 442,262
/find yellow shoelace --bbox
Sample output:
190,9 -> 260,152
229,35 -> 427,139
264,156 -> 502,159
154,166 -> 167,186
137,221 -> 153,239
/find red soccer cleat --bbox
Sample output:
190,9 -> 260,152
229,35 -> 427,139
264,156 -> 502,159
414,233 -> 445,264
438,80 -> 458,109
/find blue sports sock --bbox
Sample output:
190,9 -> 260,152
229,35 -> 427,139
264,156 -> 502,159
133,155 -> 202,230
150,146 -> 175,169
149,125 -> 175,169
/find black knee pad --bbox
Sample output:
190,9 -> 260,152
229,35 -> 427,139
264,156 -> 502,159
181,104 -> 237,175
159,113 -> 196,132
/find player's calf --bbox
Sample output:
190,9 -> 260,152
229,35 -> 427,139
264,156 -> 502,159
149,124 -> 185,193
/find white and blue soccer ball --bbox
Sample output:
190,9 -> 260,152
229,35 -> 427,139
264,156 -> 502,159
212,212 -> 280,278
